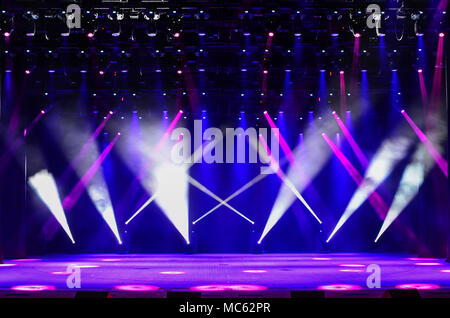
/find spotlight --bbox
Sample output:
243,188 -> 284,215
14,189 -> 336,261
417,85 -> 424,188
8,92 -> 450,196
268,32 -> 274,37
439,32 -> 445,37
28,170 -> 74,243
354,32 -> 360,38
3,31 -> 10,37
174,32 -> 180,38
263,70 -> 268,74
177,70 -> 183,74
418,69 -> 423,73
87,32 -> 94,38
339,70 -> 344,74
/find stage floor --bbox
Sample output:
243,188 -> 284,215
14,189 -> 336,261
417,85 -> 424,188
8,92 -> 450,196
1,253 -> 450,297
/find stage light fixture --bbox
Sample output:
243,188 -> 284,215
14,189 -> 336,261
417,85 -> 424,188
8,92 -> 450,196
0,13 -> 13,37
412,12 -> 425,37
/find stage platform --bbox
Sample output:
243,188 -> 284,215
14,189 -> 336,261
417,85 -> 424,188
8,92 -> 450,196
1,253 -> 450,298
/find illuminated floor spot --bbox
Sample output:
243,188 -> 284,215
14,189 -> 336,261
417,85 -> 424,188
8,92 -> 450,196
395,283 -> 440,290
338,264 -> 366,268
242,270 -> 268,273
114,285 -> 159,291
190,284 -> 267,291
317,284 -> 362,291
11,285 -> 56,291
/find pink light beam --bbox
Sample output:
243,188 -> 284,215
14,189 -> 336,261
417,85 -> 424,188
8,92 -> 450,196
59,112 -> 113,184
332,111 -> 369,169
401,110 -> 447,178
322,133 -> 389,220
62,133 -> 120,211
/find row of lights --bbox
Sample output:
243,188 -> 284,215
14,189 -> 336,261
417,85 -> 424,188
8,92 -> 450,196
37,90 -> 341,98
92,109 -> 342,120
15,66 -> 434,75
5,30 -> 445,39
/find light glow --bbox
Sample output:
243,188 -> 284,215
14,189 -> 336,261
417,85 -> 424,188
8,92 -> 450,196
114,285 -> 159,291
395,283 -> 440,290
11,285 -> 56,291
190,284 -> 267,291
28,170 -> 74,244
317,284 -> 362,291
327,135 -> 413,242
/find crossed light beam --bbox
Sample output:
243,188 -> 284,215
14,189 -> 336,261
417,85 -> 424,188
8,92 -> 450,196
257,133 -> 319,222
43,114 -> 122,245
257,134 -> 321,244
257,111 -> 328,244
326,132 -> 414,242
322,132 -> 388,221
192,129 -> 298,225
60,132 -> 122,246
62,133 -> 120,212
321,132 -> 429,251
125,131 -> 253,226
375,112 -> 448,242
116,110 -> 185,217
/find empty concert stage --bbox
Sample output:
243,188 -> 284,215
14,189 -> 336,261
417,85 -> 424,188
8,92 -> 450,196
1,254 -> 450,298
